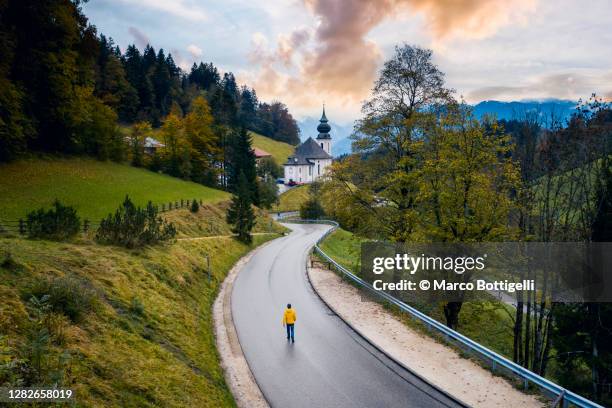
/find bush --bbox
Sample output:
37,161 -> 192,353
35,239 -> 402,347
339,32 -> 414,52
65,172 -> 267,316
1,251 -> 20,271
258,177 -> 279,209
130,297 -> 145,316
300,197 -> 325,220
9,296 -> 73,386
26,200 -> 80,240
22,276 -> 97,323
190,199 -> 199,213
256,157 -> 282,179
96,196 -> 176,248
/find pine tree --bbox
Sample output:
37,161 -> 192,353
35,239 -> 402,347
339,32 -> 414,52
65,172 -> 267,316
238,86 -> 258,129
226,172 -> 256,244
227,127 -> 258,204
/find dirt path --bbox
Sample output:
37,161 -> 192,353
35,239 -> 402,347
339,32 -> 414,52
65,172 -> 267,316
307,265 -> 545,408
178,232 -> 277,241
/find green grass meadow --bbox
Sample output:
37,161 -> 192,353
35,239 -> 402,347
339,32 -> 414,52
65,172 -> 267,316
272,185 -> 310,212
249,132 -> 294,166
0,158 -> 229,221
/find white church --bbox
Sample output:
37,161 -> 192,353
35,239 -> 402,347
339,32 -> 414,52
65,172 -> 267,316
283,108 -> 333,184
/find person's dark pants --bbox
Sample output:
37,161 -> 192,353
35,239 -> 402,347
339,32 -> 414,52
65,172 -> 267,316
286,324 -> 295,341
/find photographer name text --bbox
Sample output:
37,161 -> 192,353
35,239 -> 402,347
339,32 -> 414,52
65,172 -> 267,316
372,279 -> 535,293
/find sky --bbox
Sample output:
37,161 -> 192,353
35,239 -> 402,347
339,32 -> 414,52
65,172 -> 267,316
83,0 -> 612,124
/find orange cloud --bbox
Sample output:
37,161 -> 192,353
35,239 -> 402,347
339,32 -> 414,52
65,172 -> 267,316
244,0 -> 537,118
409,0 -> 536,40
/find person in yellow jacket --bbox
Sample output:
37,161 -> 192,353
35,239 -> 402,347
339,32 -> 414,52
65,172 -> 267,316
282,304 -> 297,343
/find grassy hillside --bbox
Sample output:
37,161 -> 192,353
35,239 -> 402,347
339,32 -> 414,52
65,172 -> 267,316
318,228 -> 364,272
0,203 -> 284,407
0,158 -> 229,221
166,203 -> 288,238
249,132 -> 294,165
0,236 -> 275,407
272,185 -> 310,212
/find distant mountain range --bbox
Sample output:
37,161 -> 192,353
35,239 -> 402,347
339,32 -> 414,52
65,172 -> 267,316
298,99 -> 578,157
472,100 -> 577,122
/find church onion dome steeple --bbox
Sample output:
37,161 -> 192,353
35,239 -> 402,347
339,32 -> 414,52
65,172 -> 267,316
316,106 -> 331,139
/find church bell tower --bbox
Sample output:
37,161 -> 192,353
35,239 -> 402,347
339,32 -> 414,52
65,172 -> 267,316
315,105 -> 332,155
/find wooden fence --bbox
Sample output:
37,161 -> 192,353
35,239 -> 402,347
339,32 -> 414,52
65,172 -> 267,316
0,198 -> 206,236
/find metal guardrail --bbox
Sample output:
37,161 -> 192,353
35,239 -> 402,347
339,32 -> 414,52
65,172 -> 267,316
281,217 -> 604,408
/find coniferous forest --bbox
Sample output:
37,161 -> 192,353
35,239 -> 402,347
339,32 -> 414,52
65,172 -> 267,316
0,0 -> 300,181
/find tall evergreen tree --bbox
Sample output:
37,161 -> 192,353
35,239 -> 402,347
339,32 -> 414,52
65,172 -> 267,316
227,127 -> 258,204
95,35 -> 139,122
188,62 -> 219,90
238,86 -> 258,129
226,172 -> 256,244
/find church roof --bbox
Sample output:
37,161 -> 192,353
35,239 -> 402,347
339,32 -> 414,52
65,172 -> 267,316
284,137 -> 332,166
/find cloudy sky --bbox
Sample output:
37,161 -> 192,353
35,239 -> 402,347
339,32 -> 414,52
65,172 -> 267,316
84,0 -> 612,123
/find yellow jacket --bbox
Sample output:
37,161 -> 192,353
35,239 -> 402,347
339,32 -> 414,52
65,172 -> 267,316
282,308 -> 297,325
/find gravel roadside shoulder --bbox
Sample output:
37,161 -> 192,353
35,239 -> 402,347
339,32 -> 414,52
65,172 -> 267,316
307,264 -> 545,408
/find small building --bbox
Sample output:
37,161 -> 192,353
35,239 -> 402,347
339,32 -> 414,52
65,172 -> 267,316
283,107 -> 333,184
144,137 -> 165,155
253,148 -> 272,166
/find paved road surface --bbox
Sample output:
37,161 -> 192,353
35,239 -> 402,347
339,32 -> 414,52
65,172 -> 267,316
232,223 -> 466,408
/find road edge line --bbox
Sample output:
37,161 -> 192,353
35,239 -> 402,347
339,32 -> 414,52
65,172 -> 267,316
304,254 -> 472,408
213,239 -> 278,408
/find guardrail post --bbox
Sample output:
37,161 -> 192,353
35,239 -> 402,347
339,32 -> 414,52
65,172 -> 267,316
18,219 -> 25,235
524,378 -> 528,391
83,219 -> 89,233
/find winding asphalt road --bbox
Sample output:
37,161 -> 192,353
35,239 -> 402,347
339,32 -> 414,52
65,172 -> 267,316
231,223 -> 467,408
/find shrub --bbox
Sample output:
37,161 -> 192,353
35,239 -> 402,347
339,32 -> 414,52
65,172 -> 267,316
258,177 -> 279,209
190,199 -> 199,213
256,157 -> 282,179
26,200 -> 80,240
13,296 -> 72,386
22,276 -> 97,323
130,297 -> 145,316
300,197 -> 325,220
1,251 -> 20,271
96,196 -> 176,248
